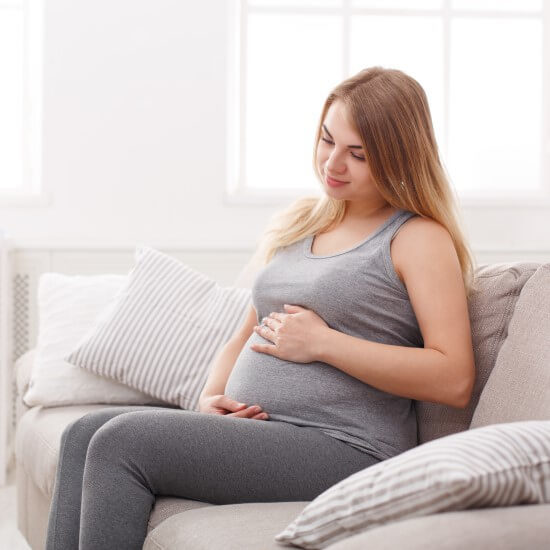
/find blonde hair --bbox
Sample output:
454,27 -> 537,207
252,66 -> 477,298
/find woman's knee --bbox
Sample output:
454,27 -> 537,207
59,408 -> 144,461
60,410 -> 119,452
85,412 -> 144,465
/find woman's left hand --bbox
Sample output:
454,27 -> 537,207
250,304 -> 329,363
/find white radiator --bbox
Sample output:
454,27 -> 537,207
0,231 -> 14,486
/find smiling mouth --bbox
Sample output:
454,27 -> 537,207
326,175 -> 350,186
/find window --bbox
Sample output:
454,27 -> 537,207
226,0 -> 548,204
0,0 -> 43,203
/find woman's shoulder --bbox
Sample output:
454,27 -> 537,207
391,215 -> 453,283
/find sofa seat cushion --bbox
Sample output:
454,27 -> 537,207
147,497 -> 215,533
143,502 -> 310,550
326,504 -> 550,550
15,404 -> 115,498
143,502 -> 550,550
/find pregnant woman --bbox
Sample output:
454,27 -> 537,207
46,66 -> 476,550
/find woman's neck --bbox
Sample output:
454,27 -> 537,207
342,201 -> 394,224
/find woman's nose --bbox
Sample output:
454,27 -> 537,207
326,151 -> 346,175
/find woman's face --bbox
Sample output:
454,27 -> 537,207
316,100 -> 383,207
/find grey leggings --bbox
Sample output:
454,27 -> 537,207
45,405 -> 380,550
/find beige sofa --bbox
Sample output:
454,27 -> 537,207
14,259 -> 550,549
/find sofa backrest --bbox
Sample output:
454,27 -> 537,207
469,263 -> 550,429
232,255 -> 543,444
416,262 -> 540,443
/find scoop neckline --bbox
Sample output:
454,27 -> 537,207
303,208 -> 405,259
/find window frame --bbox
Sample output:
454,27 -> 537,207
224,0 -> 550,208
0,0 -> 49,207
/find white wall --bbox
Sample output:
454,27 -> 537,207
0,0 -> 549,262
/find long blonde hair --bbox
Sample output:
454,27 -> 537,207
252,67 -> 477,298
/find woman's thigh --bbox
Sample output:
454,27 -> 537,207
84,409 -> 380,503
58,405 -> 172,462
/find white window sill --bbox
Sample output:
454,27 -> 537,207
223,187 -> 322,206
0,191 -> 52,207
458,193 -> 550,209
224,187 -> 550,209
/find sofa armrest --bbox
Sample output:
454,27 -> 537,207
15,349 -> 36,425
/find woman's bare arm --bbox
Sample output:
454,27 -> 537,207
198,304 -> 259,399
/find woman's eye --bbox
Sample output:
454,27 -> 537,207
322,136 -> 364,160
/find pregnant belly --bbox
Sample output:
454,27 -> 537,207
224,331 -> 350,418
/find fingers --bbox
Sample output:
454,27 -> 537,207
218,395 -> 248,412
229,405 -> 269,420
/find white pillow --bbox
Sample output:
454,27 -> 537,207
65,245 -> 252,410
275,420 -> 550,549
24,272 -> 167,407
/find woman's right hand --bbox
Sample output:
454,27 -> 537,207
198,394 -> 269,420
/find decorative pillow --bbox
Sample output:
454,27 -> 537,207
416,262 -> 540,444
274,420 -> 550,550
24,273 -> 166,407
65,245 -> 252,410
470,263 -> 550,428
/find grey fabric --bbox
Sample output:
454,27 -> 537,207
471,263 -> 550,428
16,459 -> 215,548
46,407 -> 379,550
416,262 -> 539,444
226,208 -> 423,461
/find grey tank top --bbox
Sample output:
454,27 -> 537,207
225,208 -> 423,461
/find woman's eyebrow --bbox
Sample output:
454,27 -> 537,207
322,124 -> 363,149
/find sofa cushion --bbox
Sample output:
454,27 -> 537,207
142,502 -> 550,550
148,497 -> 214,532
24,272 -> 165,408
326,504 -> 550,550
143,502 -> 310,550
416,262 -> 539,444
15,350 -> 35,424
15,404 -> 113,498
470,263 -> 550,428
65,245 -> 252,410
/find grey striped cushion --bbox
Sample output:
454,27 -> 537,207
275,421 -> 550,549
65,245 -> 252,410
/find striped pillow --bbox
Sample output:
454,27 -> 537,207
274,420 -> 550,549
65,245 -> 252,410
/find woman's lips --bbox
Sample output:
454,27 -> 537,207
326,175 -> 350,188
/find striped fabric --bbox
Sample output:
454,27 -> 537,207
274,420 -> 550,550
65,245 -> 252,410
24,272 -> 165,407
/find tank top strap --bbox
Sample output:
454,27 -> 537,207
385,209 -> 419,243
378,209 -> 419,294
